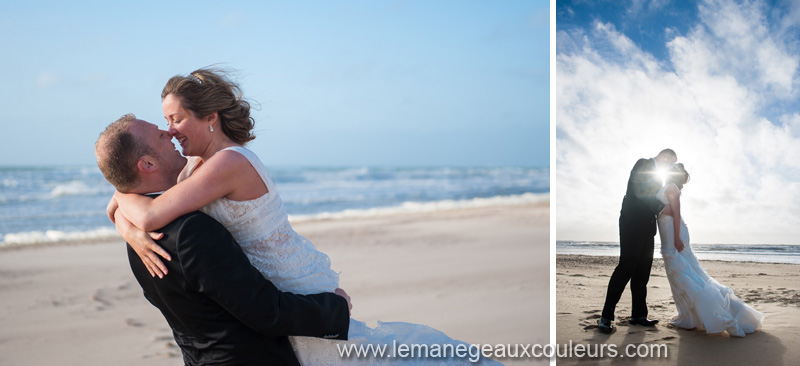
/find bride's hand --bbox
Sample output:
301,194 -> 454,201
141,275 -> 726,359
674,238 -> 685,252
129,229 -> 171,278
107,196 -> 120,223
334,288 -> 352,315
114,210 -> 171,278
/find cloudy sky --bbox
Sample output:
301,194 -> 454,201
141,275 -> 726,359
556,0 -> 800,245
0,0 -> 548,168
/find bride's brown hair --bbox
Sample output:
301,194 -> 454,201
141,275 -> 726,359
161,67 -> 256,145
668,163 -> 690,190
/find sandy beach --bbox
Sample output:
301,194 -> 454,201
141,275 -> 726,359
556,254 -> 800,365
0,202 -> 548,365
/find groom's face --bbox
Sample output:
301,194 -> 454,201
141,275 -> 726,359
129,120 -> 187,178
655,153 -> 677,168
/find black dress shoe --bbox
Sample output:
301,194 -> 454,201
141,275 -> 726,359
597,317 -> 614,333
629,317 -> 659,326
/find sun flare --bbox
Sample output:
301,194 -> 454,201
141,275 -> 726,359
655,168 -> 668,187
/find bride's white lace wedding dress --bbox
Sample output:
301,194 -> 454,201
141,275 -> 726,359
187,146 -> 500,365
656,184 -> 763,337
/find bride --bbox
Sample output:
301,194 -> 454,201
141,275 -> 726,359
657,164 -> 763,337
109,68 -> 500,365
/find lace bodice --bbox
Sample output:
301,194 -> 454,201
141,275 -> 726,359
186,147 -> 339,295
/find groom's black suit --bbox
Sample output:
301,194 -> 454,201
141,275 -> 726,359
601,158 -> 664,321
126,209 -> 350,366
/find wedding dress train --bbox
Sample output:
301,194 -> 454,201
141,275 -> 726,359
657,185 -> 763,337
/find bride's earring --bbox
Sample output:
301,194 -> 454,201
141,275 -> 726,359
209,125 -> 214,132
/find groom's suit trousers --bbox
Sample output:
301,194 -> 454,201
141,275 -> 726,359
601,221 -> 655,320
601,158 -> 662,321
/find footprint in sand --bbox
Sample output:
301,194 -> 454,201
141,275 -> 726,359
144,351 -> 181,359
89,291 -> 112,311
125,318 -> 144,327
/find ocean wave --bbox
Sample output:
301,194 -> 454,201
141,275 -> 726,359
288,193 -> 549,222
1,227 -> 120,245
50,181 -> 102,197
2,178 -> 19,188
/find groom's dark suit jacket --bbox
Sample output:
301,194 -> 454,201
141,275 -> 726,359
619,158 -> 665,236
126,210 -> 350,366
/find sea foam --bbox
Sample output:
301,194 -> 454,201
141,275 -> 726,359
289,193 -> 549,222
1,227 -> 120,246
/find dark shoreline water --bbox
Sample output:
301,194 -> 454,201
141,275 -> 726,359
557,240 -> 800,264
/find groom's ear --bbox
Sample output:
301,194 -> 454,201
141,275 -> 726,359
136,156 -> 158,173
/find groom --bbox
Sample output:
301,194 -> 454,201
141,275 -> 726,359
598,149 -> 677,333
95,115 -> 351,365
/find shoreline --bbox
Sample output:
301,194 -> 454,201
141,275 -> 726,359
556,241 -> 800,265
0,202 -> 549,365
557,253 -> 800,265
0,192 -> 550,248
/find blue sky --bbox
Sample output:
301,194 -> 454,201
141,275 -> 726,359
557,0 -> 699,61
556,0 -> 800,244
0,0 -> 548,167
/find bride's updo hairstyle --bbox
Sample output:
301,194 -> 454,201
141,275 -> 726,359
667,163 -> 690,190
161,68 -> 256,145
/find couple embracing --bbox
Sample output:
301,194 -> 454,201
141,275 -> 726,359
598,149 -> 764,337
95,68 -> 500,365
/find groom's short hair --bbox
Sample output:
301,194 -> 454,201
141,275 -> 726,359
657,148 -> 676,160
95,114 -> 154,192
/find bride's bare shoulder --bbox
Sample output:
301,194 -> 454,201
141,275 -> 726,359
178,156 -> 203,183
664,183 -> 680,197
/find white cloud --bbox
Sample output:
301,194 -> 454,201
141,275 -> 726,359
557,0 -> 800,245
694,0 -> 799,97
777,0 -> 800,34
783,113 -> 800,137
628,0 -> 671,15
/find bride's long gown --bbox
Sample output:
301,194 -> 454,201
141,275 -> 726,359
656,184 -> 763,337
188,146 -> 500,365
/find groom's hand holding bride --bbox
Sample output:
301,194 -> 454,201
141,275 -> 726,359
335,288 -> 353,315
